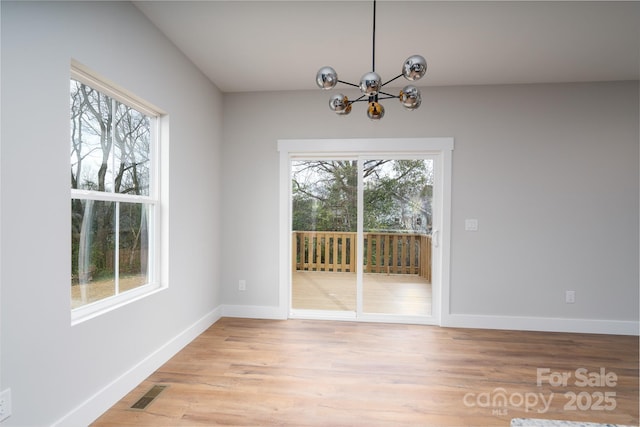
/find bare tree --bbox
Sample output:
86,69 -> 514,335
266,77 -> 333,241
70,79 -> 151,285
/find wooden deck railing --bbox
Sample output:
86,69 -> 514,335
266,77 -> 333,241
292,231 -> 431,281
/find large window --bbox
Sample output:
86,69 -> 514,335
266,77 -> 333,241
70,63 -> 162,321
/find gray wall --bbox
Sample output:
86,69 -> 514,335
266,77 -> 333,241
221,82 -> 639,324
1,2 -> 222,425
0,1 -> 638,425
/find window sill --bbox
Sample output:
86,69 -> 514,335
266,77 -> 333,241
71,283 -> 167,326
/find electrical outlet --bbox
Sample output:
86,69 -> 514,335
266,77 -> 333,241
565,290 -> 576,304
239,280 -> 246,291
0,388 -> 12,422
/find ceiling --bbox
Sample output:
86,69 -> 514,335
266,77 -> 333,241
134,1 -> 640,93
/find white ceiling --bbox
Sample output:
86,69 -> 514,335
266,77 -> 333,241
135,1 -> 640,93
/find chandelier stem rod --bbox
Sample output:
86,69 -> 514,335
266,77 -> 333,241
337,80 -> 360,88
349,95 -> 370,104
372,0 -> 376,72
348,93 -> 397,104
381,74 -> 404,87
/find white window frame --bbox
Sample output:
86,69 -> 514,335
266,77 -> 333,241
70,61 -> 166,325
277,138 -> 453,325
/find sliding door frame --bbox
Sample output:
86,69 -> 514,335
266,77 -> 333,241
278,138 -> 453,325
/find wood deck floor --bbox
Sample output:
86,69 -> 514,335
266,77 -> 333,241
292,271 -> 432,315
92,318 -> 639,427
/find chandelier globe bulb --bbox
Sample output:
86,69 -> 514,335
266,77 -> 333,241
329,94 -> 352,115
402,55 -> 427,81
399,85 -> 422,110
316,66 -> 338,90
367,101 -> 385,120
359,72 -> 382,95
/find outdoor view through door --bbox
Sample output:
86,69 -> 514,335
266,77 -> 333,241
291,159 -> 434,317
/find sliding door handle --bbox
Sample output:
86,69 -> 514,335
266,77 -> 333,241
432,229 -> 440,248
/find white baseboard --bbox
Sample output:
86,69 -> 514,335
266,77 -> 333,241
52,306 -> 223,427
222,304 -> 286,320
222,304 -> 639,336
442,313 -> 639,336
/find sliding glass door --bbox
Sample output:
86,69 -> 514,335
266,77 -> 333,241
279,138 -> 452,324
290,160 -> 357,313
361,159 -> 434,316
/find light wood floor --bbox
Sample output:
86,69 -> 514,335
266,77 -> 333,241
92,318 -> 639,426
292,272 -> 432,315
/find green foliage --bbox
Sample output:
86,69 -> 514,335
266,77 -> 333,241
292,159 -> 433,234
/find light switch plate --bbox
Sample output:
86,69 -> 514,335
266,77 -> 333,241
465,219 -> 479,231
565,290 -> 576,304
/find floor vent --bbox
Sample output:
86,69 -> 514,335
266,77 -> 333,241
130,385 -> 168,410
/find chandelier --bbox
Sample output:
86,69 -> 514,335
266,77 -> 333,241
315,0 -> 427,120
